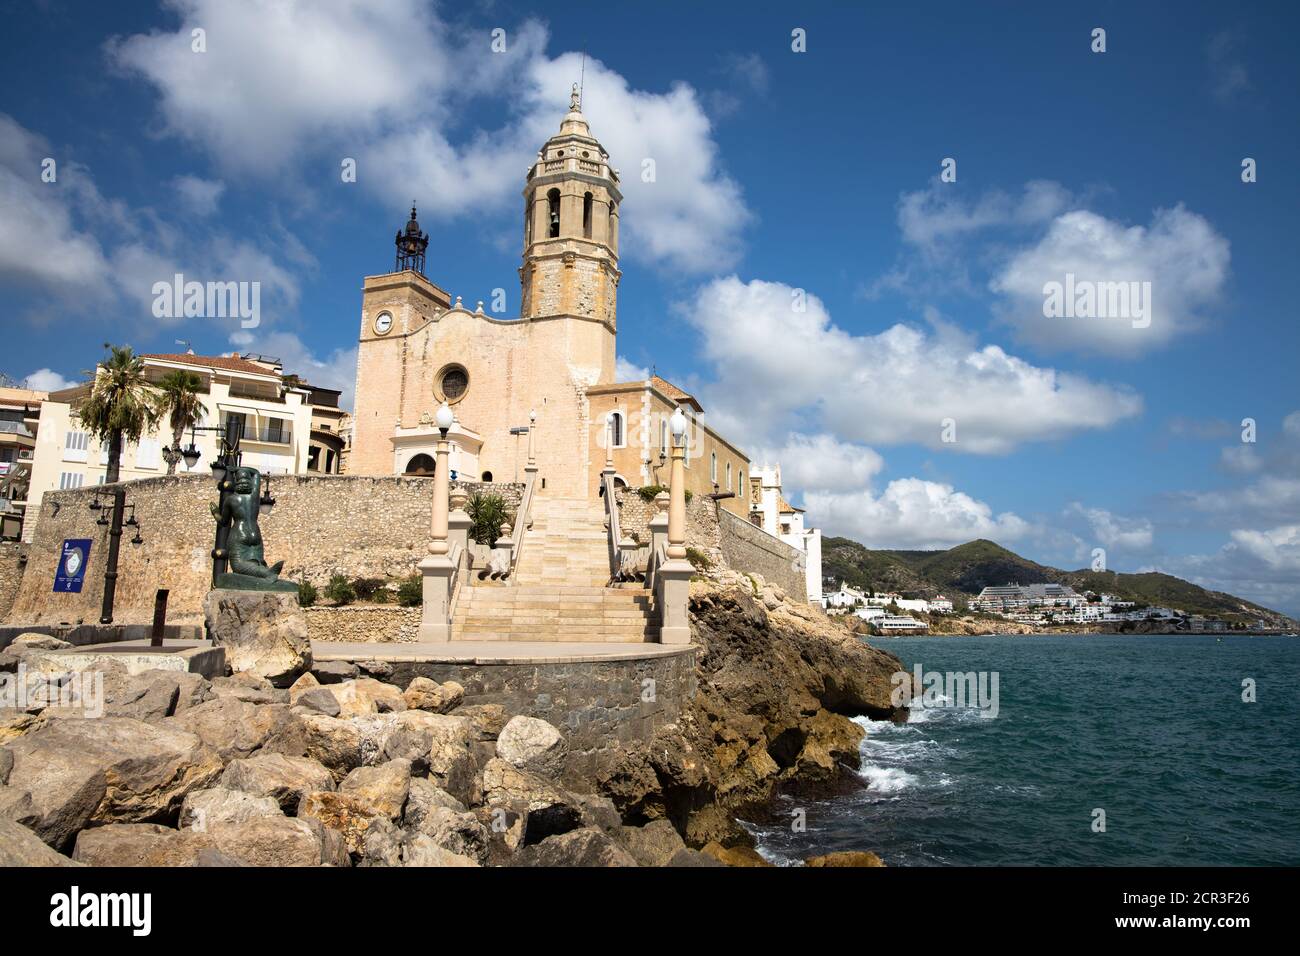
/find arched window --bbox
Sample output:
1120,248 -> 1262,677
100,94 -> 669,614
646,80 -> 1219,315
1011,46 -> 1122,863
660,418 -> 668,456
726,461 -> 732,491
404,454 -> 435,476
481,471 -> 493,482
583,192 -> 593,239
524,198 -> 533,246
607,411 -> 625,448
711,452 -> 718,483
547,189 -> 561,238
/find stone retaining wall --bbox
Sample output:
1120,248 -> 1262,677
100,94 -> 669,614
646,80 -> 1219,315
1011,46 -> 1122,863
339,648 -> 697,787
0,542 -> 26,622
303,605 -> 421,643
7,475 -> 522,627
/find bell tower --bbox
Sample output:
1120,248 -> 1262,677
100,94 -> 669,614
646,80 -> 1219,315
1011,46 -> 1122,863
520,85 -> 622,332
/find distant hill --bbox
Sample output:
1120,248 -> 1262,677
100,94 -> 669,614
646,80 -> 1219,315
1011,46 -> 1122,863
822,536 -> 1298,629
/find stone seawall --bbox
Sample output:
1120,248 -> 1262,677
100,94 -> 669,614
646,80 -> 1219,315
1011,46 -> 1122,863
7,475 -> 522,627
324,647 -> 697,787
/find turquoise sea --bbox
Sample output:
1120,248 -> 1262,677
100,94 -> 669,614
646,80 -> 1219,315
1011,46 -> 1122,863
749,634 -> 1300,866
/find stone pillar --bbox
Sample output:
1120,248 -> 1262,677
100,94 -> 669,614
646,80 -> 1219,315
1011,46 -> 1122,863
448,488 -> 471,562
658,441 -> 692,644
419,434 -> 454,642
527,409 -> 538,469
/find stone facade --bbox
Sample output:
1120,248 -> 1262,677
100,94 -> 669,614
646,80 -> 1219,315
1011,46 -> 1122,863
0,542 -> 27,621
340,648 -> 696,787
304,605 -> 421,643
6,475 -> 521,627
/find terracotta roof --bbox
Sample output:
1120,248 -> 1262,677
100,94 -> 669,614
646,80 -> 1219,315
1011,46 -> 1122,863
142,353 -> 279,377
778,495 -> 804,514
650,375 -> 703,412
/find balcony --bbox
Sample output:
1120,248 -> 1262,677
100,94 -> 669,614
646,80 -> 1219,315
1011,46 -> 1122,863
0,421 -> 32,437
241,423 -> 293,445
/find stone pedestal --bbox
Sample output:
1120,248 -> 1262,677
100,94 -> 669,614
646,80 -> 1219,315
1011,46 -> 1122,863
418,554 -> 455,642
656,560 -> 693,645
204,589 -> 311,687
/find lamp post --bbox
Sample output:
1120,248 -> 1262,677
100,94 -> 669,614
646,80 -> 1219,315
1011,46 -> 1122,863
527,408 -> 537,470
418,402 -> 456,642
430,402 -> 453,555
667,407 -> 688,560
654,406 -> 693,645
88,488 -> 145,624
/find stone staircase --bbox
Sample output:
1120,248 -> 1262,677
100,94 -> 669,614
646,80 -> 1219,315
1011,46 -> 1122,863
451,496 -> 660,642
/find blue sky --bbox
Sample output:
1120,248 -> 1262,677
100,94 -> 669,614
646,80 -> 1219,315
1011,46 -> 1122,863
2,1 -> 1298,614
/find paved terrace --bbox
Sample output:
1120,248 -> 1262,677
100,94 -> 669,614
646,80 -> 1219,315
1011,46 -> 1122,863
310,640 -> 692,665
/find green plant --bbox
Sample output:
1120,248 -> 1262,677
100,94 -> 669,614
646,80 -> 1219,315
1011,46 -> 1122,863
77,345 -> 162,483
637,484 -> 668,502
467,492 -> 510,545
351,577 -> 385,601
325,573 -> 356,605
153,369 -> 204,475
685,546 -> 712,572
298,579 -> 318,608
397,575 -> 423,607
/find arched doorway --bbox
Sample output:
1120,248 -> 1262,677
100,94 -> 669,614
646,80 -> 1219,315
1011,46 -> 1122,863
481,471 -> 493,482
404,453 -> 436,476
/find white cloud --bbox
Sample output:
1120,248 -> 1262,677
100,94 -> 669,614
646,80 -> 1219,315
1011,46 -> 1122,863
899,180 -> 1072,252
22,368 -> 79,392
749,433 -> 883,494
1229,524 -> 1300,572
806,478 -> 1031,550
680,276 -> 1141,455
1208,31 -> 1251,105
615,356 -> 648,382
991,205 -> 1230,356
229,331 -> 357,411
1066,502 -> 1154,551
109,5 -> 750,273
173,175 -> 225,216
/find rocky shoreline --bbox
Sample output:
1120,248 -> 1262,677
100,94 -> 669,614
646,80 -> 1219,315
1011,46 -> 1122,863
0,575 -> 905,868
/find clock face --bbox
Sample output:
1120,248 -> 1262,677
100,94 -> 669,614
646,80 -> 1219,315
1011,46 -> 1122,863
373,311 -> 393,335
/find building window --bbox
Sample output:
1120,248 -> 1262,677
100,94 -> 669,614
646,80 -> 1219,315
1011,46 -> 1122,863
481,471 -> 493,482
711,452 -> 718,483
58,472 -> 84,490
547,188 -> 560,238
404,454 -> 436,476
524,198 -> 533,246
660,418 -> 668,456
63,431 -> 89,463
607,411 -> 625,448
436,364 -> 469,404
583,192 -> 593,239
726,461 -> 732,491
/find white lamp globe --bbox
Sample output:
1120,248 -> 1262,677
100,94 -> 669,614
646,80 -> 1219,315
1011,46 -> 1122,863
435,402 -> 454,431
669,407 -> 687,440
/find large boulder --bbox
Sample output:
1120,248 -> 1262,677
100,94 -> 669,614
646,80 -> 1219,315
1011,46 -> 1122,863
402,834 -> 480,867
298,713 -> 393,777
382,712 -> 477,804
310,661 -> 358,685
205,590 -> 311,687
496,715 -> 566,777
402,677 -> 464,714
210,672 -> 289,705
72,816 -> 345,867
0,819 -> 81,866
180,787 -> 283,830
0,747 -> 11,785
510,827 -> 638,867
339,759 -> 411,820
294,687 -> 342,717
332,678 -> 406,717
3,717 -> 224,850
297,791 -> 387,857
0,787 -> 40,828
163,698 -> 300,762
39,669 -> 210,722
621,820 -> 686,867
219,752 -> 335,812
410,806 -> 490,864
804,850 -> 885,867
482,758 -> 583,844
402,778 -> 466,832
455,703 -> 508,740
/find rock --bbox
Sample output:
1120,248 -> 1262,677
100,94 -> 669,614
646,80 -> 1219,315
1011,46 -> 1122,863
573,792 -> 623,839
219,752 -> 335,812
402,834 -> 480,867
0,787 -> 40,828
297,791 -> 386,857
0,711 -> 42,743
163,697 -> 300,762
410,806 -> 490,863
403,778 -> 466,831
288,671 -> 319,702
339,759 -> 411,819
621,819 -> 686,867
0,819 -> 81,866
294,687 -> 342,717
332,677 -> 406,717
180,787 -> 283,830
0,650 -> 20,673
357,816 -> 404,866
510,827 -> 638,867
0,747 -> 10,785
474,805 -> 527,861
298,714 -> 371,775
701,841 -> 771,867
482,758 -> 583,844
497,715 -> 566,777
9,633 -> 72,651
382,712 -> 477,805
402,677 -> 464,713
804,850 -> 885,867
356,659 -> 394,680
667,847 -> 726,867
311,660 -> 359,684
62,669 -> 213,721
454,703 -> 508,740
74,817 -> 341,867
205,589 -> 311,687
210,672 -> 289,705
4,717 -> 223,850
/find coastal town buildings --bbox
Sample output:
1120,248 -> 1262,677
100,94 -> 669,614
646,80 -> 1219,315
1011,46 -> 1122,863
0,384 -> 46,540
22,351 -> 342,542
748,463 -> 823,604
972,582 -> 1087,613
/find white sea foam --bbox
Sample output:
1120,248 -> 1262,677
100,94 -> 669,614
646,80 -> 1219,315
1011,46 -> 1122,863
858,764 -> 918,792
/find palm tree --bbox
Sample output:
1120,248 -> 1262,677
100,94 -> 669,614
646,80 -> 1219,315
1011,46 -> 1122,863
154,369 -> 205,474
77,345 -> 161,484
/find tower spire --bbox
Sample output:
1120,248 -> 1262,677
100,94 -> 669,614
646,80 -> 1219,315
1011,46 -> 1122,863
395,202 -> 429,276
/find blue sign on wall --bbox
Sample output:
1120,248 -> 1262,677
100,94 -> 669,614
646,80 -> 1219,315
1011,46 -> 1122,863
54,538 -> 92,593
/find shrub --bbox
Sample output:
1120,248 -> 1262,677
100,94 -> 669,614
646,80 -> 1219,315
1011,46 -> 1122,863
467,492 -> 510,545
351,577 -> 385,601
636,484 -> 692,503
685,547 -> 713,572
325,573 -> 356,606
298,579 -> 318,608
397,575 -> 423,607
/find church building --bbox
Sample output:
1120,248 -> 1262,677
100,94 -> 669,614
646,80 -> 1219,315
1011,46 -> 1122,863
350,88 -> 750,513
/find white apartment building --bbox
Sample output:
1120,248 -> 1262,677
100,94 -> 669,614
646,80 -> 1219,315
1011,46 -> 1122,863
824,582 -> 867,609
749,462 -> 823,604
0,384 -> 46,539
23,352 -> 343,542
877,614 -> 928,634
